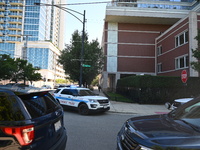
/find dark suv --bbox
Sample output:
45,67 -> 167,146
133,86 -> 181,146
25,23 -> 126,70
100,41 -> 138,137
0,86 -> 67,150
117,95 -> 200,150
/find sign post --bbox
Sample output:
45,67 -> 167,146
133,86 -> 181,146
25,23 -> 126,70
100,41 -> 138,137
181,70 -> 188,84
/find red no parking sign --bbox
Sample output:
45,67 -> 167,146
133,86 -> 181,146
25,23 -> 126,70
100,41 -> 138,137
181,70 -> 188,83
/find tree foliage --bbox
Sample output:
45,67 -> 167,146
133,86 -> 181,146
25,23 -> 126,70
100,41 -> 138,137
58,30 -> 104,86
0,54 -> 42,84
191,29 -> 200,75
0,54 -> 16,80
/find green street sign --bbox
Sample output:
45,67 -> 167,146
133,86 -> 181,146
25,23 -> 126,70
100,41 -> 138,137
82,64 -> 91,67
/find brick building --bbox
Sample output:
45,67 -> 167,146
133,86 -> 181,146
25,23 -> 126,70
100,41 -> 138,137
101,0 -> 200,91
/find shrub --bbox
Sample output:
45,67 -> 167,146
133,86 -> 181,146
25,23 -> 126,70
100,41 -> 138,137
116,75 -> 200,104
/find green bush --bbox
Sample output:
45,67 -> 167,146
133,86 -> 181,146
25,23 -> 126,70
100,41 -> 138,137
106,92 -> 133,103
116,75 -> 200,104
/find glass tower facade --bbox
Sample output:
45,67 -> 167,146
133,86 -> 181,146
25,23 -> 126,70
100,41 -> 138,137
0,0 -> 63,71
24,0 -> 51,41
0,0 -> 24,56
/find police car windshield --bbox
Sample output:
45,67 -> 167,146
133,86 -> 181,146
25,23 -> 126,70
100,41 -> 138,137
78,89 -> 96,96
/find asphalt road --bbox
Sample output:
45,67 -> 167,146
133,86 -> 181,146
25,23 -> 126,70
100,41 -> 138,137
63,110 -> 136,150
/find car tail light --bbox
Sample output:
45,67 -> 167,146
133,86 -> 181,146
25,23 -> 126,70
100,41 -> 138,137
1,125 -> 34,146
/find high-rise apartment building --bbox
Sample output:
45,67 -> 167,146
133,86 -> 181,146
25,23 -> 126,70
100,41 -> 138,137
0,0 -> 66,87
102,0 -> 200,91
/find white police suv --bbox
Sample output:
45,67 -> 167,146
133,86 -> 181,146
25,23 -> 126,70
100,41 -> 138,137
53,86 -> 110,115
165,97 -> 194,110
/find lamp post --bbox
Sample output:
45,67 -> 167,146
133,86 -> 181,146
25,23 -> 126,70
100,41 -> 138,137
34,3 -> 86,87
21,35 -> 31,60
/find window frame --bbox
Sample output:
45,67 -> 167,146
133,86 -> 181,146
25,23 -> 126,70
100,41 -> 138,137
175,54 -> 189,70
175,30 -> 189,47
157,63 -> 162,73
157,45 -> 162,56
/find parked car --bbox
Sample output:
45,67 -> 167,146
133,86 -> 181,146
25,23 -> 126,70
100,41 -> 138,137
53,85 -> 110,115
165,97 -> 193,110
54,84 -> 71,89
117,95 -> 200,150
0,86 -> 67,150
41,84 -> 52,89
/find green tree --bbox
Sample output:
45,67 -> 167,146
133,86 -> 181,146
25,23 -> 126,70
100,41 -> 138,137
0,54 -> 42,84
59,30 -> 104,86
55,79 -> 71,84
0,54 -> 16,80
24,64 -> 42,85
11,58 -> 42,84
191,29 -> 200,75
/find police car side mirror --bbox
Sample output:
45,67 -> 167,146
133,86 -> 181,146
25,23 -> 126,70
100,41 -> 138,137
165,102 -> 172,110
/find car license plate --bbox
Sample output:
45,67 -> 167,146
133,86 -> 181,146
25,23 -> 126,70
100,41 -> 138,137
54,120 -> 61,132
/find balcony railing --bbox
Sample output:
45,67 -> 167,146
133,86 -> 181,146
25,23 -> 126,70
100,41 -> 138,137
115,0 -> 195,3
108,0 -> 198,10
0,0 -> 5,5
8,12 -> 23,18
9,0 -> 23,6
9,6 -> 23,11
8,19 -> 22,24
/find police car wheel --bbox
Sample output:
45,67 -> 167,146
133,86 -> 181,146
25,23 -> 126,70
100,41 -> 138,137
79,104 -> 89,115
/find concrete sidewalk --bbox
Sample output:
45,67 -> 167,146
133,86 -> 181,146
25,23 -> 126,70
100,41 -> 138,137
94,87 -> 170,115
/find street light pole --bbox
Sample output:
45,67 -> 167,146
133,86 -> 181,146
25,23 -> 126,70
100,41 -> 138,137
80,10 -> 85,87
21,35 -> 31,60
20,34 -> 32,60
34,3 -> 86,87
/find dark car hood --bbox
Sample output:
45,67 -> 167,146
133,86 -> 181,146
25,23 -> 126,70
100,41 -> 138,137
127,115 -> 200,148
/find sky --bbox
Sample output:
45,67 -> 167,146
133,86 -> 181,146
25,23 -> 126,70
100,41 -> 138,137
64,0 -> 109,45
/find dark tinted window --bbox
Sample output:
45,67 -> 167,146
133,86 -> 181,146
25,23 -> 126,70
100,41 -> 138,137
54,89 -> 61,93
70,89 -> 78,96
61,89 -> 74,95
20,93 -> 59,118
0,93 -> 26,121
78,89 -> 96,96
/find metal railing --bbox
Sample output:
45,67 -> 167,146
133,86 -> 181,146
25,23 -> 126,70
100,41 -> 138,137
108,0 -> 197,10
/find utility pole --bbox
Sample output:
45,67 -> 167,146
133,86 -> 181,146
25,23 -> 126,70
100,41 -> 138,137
79,10 -> 86,87
21,35 -> 31,60
21,35 -> 31,85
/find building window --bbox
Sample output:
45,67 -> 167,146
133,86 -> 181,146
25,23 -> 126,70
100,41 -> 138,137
175,31 -> 188,47
157,45 -> 162,56
157,63 -> 162,73
175,55 -> 189,69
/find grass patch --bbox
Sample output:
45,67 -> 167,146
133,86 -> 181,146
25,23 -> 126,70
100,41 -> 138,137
106,92 -> 134,103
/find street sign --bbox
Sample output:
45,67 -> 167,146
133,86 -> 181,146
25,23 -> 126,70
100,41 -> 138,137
82,64 -> 91,67
181,70 -> 188,83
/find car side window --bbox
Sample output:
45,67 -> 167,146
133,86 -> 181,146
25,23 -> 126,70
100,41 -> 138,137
70,89 -> 78,96
185,102 -> 200,113
178,102 -> 200,119
61,89 -> 72,95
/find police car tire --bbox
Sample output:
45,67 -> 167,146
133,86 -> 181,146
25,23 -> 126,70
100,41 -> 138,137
79,104 -> 89,115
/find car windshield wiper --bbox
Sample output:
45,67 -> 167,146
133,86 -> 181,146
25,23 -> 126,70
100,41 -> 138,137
180,119 -> 200,132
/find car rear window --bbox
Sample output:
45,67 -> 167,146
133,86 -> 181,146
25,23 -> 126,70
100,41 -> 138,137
0,94 -> 26,121
20,92 -> 60,118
